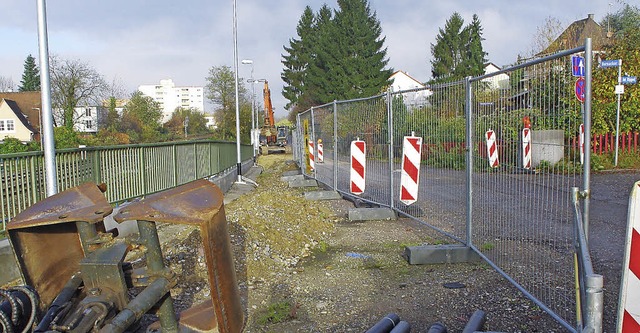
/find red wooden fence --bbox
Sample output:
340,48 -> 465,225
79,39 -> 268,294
571,132 -> 640,155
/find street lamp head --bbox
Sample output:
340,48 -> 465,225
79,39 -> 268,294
241,59 -> 253,65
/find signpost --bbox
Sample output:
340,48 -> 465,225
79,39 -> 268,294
600,59 -> 623,166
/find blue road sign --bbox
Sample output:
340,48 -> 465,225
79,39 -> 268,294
571,56 -> 585,77
575,78 -> 585,103
622,76 -> 637,85
600,59 -> 621,68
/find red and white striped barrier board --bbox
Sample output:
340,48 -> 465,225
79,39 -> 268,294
618,181 -> 640,333
318,140 -> 324,163
400,135 -> 422,205
579,124 -> 585,165
485,130 -> 499,168
522,128 -> 532,169
308,140 -> 315,171
350,140 -> 366,195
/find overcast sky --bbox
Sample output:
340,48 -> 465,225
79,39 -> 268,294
0,0 -> 615,118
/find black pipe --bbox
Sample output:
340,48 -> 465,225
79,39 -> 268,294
35,273 -> 83,333
365,313 -> 401,333
461,310 -> 486,333
427,322 -> 447,333
389,320 -> 411,333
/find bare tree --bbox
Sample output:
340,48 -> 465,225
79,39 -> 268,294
529,16 -> 564,56
0,76 -> 16,92
50,56 -> 108,129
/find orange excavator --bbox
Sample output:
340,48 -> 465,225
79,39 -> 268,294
260,81 -> 288,154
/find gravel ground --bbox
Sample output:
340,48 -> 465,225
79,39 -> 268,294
153,154 -> 577,332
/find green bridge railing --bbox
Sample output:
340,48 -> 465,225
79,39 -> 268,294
0,140 -> 253,232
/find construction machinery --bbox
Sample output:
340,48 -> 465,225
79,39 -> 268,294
260,81 -> 289,154
2,180 -> 244,333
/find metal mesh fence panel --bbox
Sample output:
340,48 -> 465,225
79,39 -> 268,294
310,103 -> 335,188
391,83 -> 468,241
293,42 -> 596,332
335,95 -> 391,206
470,53 -> 584,328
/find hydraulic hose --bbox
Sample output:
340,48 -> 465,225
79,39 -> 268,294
0,286 -> 40,333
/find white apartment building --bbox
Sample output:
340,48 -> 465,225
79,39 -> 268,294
138,79 -> 205,123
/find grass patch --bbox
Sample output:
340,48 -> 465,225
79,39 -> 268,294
362,257 -> 382,270
256,301 -> 295,325
480,242 -> 495,251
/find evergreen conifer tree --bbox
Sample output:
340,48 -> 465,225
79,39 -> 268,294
19,54 -> 40,92
430,13 -> 487,82
303,4 -> 335,106
281,6 -> 315,112
328,0 -> 392,100
461,14 -> 488,77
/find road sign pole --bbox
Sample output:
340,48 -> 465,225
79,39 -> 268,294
615,60 -> 622,166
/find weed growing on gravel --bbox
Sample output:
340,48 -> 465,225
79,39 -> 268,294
257,301 -> 294,325
481,242 -> 495,251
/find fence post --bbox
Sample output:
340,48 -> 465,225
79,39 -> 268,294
583,38 -> 592,240
465,76 -> 474,247
140,147 -> 147,197
387,89 -> 394,208
585,274 -> 604,333
193,143 -> 198,179
333,101 -> 338,191
173,144 -> 178,187
92,149 -> 101,185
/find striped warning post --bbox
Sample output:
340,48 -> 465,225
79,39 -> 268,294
579,124 -> 585,165
400,135 -> 422,205
485,130 -> 499,168
618,181 -> 640,332
522,128 -> 532,169
350,140 -> 366,195
308,140 -> 315,171
317,140 -> 324,163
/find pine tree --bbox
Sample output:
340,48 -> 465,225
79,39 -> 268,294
430,13 -> 488,82
303,4 -> 335,107
329,0 -> 392,100
430,13 -> 465,82
19,54 -> 40,92
305,0 -> 392,104
460,14 -> 488,77
281,6 -> 315,112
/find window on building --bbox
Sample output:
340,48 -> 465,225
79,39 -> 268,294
85,120 -> 93,129
6,120 -> 14,131
0,120 -> 5,131
85,108 -> 91,117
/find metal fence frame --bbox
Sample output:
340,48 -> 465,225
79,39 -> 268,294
1,140 -> 253,231
294,39 -> 601,332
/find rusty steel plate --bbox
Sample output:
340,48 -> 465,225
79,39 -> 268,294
7,182 -> 113,309
114,179 -> 244,333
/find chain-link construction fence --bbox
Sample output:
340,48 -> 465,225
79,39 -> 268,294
295,39 -> 600,332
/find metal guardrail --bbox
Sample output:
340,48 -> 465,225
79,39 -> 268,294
0,140 -> 253,232
295,39 -> 601,332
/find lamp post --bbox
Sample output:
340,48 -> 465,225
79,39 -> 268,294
36,0 -> 58,196
247,78 -> 266,154
232,0 -> 243,183
241,59 -> 256,162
